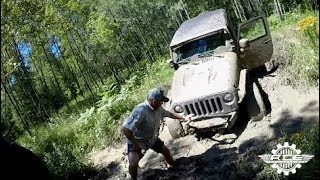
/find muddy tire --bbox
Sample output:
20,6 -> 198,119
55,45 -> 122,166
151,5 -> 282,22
165,118 -> 185,139
246,81 -> 267,122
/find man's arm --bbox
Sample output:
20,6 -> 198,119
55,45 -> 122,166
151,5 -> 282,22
122,107 -> 145,150
122,127 -> 140,150
168,111 -> 192,122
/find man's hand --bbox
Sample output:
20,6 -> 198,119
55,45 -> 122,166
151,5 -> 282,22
168,112 -> 195,124
122,127 -> 141,150
182,114 -> 194,124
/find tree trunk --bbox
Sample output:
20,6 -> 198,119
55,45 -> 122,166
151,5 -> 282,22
23,48 -> 51,121
1,81 -> 32,135
180,0 -> 190,19
240,0 -> 250,20
274,0 -> 284,21
108,8 -> 154,62
119,6 -> 156,62
66,35 -> 94,96
105,53 -> 122,86
74,29 -> 105,85
277,1 -> 284,19
68,33 -> 100,89
10,41 -> 41,120
40,41 -> 63,91
33,52 -> 49,91
71,31 -> 103,86
234,0 -> 245,22
51,39 -> 84,99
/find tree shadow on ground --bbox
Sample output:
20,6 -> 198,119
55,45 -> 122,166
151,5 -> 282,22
140,100 -> 318,180
89,161 -> 124,180
140,138 -> 270,180
270,102 -> 318,138
140,142 -> 191,169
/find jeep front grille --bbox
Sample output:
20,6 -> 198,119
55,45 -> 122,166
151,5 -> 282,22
184,97 -> 224,116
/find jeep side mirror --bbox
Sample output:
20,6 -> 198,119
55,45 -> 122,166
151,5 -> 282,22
167,59 -> 179,70
239,38 -> 249,48
239,38 -> 250,53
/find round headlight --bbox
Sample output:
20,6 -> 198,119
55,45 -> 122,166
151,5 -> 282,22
223,93 -> 234,102
174,105 -> 184,113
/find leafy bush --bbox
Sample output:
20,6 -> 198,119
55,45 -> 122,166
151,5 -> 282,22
287,125 -> 319,179
256,165 -> 282,180
17,57 -> 173,178
268,14 -> 281,31
268,7 -> 317,31
271,11 -> 319,86
18,121 -> 92,179
297,15 -> 319,48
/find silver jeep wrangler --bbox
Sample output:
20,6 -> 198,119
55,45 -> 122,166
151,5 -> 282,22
165,9 -> 273,139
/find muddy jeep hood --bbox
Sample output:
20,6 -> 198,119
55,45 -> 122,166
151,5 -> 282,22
170,53 -> 239,103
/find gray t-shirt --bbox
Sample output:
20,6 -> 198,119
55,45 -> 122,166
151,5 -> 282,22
122,101 -> 171,149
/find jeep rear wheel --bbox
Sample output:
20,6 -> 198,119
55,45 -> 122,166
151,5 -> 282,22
246,80 -> 267,122
165,118 -> 185,139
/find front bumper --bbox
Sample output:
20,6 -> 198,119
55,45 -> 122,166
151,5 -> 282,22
185,111 -> 238,131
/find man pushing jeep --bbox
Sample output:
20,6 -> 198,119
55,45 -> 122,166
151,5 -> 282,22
122,88 -> 192,180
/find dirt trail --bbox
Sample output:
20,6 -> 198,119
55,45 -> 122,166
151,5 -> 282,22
88,69 -> 319,180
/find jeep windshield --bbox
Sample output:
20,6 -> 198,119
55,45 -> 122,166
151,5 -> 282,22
173,30 -> 226,64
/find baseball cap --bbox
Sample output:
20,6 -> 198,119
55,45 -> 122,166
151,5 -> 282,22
148,88 -> 169,102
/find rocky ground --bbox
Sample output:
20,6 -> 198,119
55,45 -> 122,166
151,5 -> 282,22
87,65 -> 319,180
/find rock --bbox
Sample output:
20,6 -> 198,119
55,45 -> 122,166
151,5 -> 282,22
213,133 -> 237,143
225,138 -> 236,144
283,78 -> 291,86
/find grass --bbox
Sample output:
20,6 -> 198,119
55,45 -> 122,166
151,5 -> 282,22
268,9 -> 319,87
282,125 -> 319,179
252,9 -> 319,179
234,125 -> 319,180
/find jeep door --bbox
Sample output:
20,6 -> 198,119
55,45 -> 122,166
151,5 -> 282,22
237,16 -> 273,70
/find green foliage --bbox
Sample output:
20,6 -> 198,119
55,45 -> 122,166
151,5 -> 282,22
279,28 -> 318,84
268,7 -> 318,31
297,15 -> 319,48
256,165 -> 282,180
0,97 -> 24,141
267,14 -> 282,31
283,125 -> 319,179
18,120 -> 93,179
269,9 -> 319,86
17,58 -> 173,178
255,125 -> 319,179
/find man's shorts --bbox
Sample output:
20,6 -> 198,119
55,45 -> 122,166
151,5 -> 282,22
127,138 -> 165,156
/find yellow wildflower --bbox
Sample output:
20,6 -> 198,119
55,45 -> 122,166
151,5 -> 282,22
297,16 -> 318,31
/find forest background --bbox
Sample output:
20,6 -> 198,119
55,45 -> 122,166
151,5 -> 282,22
1,0 -> 319,179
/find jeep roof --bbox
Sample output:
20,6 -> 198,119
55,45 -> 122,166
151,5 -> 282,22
170,9 -> 228,49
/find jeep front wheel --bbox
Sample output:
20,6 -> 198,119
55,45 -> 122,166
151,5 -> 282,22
246,80 -> 267,122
